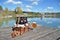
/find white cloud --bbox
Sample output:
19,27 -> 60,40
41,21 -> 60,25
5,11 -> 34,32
26,5 -> 32,11
32,2 -> 38,5
44,7 -> 54,12
27,8 -> 31,11
44,9 -> 48,12
4,0 -> 22,4
27,0 -> 40,2
26,0 -> 39,5
13,1 -> 22,4
26,5 -> 32,9
47,7 -> 54,9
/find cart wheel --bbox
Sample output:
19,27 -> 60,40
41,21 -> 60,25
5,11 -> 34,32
11,32 -> 16,38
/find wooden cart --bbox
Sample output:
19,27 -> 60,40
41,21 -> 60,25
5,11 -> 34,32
11,16 -> 37,38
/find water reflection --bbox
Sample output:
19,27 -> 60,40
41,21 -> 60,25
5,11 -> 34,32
0,17 -> 16,28
0,17 -> 60,29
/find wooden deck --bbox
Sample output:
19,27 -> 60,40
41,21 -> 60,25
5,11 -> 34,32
0,25 -> 60,40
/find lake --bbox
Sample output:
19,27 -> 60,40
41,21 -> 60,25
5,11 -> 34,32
0,17 -> 60,29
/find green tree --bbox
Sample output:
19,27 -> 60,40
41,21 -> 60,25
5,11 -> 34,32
4,8 -> 9,15
0,5 -> 3,10
15,7 -> 22,14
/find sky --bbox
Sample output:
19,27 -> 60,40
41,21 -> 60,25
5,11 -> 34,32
0,0 -> 60,12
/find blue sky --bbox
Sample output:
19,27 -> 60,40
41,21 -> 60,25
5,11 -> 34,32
0,0 -> 60,12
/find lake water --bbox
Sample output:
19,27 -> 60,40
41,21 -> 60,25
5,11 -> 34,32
0,17 -> 60,29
